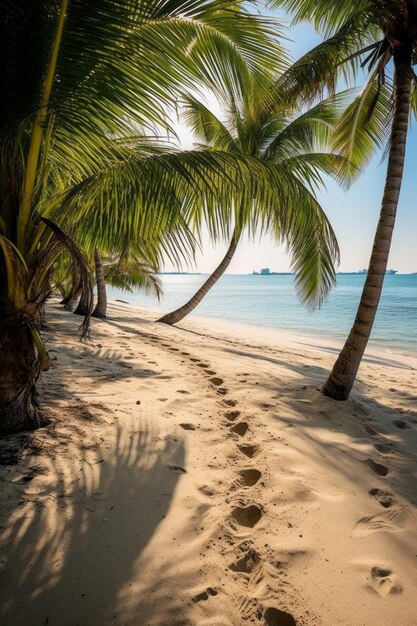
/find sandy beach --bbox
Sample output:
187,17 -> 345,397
1,299 -> 417,626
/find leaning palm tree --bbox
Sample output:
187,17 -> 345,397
0,0 -> 289,432
158,81 -> 347,325
272,0 -> 417,399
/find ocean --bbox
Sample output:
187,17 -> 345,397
107,274 -> 417,355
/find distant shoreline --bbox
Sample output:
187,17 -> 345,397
157,272 -> 417,276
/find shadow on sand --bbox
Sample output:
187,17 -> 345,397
0,307 -> 185,625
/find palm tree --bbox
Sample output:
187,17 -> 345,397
157,228 -> 240,325
92,250 -> 108,319
158,82 -> 346,325
91,247 -> 162,319
0,0 -> 289,433
272,1 -> 417,399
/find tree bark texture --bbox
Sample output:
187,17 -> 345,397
0,299 -> 46,434
322,48 -> 412,400
60,292 -> 72,305
92,249 -> 108,319
64,286 -> 82,312
73,287 -> 90,316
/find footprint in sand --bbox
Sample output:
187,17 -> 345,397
231,505 -> 262,528
192,587 -> 218,603
238,469 -> 262,487
369,488 -> 397,509
364,458 -> 389,476
231,422 -> 249,437
204,369 -> 216,375
393,419 -> 409,429
179,423 -> 196,431
364,424 -> 385,437
176,389 -> 190,395
196,363 -> 210,368
353,507 -> 406,537
209,377 -> 224,386
374,443 -> 397,456
217,387 -> 228,396
190,357 -> 200,363
368,567 -> 403,596
229,543 -> 261,573
199,485 -> 216,497
264,607 -> 296,626
225,410 -> 241,421
238,444 -> 258,459
168,465 -> 187,474
224,399 -> 237,408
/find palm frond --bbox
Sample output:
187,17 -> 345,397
332,79 -> 392,176
182,95 -> 238,150
265,90 -> 354,159
0,235 -> 29,306
270,0 -> 376,36
272,14 -> 375,101
40,218 -> 93,338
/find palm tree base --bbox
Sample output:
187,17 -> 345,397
0,391 -> 48,435
156,313 -> 177,325
321,376 -> 350,401
63,288 -> 82,312
0,316 -> 47,434
92,310 -> 107,319
73,304 -> 89,316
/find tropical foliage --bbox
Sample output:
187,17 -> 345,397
158,78 -> 347,324
0,0 -> 287,432
273,0 -> 417,399
91,246 -> 163,320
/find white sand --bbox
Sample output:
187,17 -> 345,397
1,300 -> 416,626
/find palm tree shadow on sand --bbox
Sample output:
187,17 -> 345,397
0,406 -> 184,625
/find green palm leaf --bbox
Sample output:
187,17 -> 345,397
331,80 -> 392,175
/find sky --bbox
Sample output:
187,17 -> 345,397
165,14 -> 417,275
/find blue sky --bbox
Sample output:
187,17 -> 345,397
167,13 -> 417,274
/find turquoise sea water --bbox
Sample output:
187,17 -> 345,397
108,274 -> 417,355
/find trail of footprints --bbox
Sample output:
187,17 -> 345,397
140,333 -> 294,622
113,330 -> 407,614
357,420 -> 405,595
152,338 -> 296,625
144,335 -> 408,611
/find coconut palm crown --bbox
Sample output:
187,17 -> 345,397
158,77 -> 347,325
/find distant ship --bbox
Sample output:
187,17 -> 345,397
337,269 -> 398,275
252,268 -> 399,276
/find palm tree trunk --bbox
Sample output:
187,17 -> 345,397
64,286 -> 82,312
73,287 -> 90,316
60,292 -> 72,305
92,249 -> 108,319
322,48 -> 412,400
158,229 -> 240,325
40,304 -> 47,328
0,299 -> 46,433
